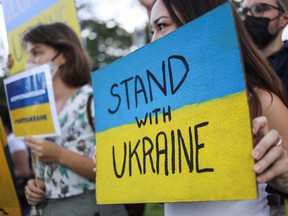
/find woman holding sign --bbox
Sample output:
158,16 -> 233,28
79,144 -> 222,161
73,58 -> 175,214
142,0 -> 288,215
23,23 -> 128,216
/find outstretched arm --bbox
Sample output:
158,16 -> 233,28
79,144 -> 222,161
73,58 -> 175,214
25,137 -> 95,182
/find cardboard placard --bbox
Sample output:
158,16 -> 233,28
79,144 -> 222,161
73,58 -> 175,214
92,2 -> 256,204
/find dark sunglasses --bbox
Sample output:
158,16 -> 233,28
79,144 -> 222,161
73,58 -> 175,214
238,3 -> 284,16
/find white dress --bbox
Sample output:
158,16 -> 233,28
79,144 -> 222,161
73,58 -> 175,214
164,184 -> 269,216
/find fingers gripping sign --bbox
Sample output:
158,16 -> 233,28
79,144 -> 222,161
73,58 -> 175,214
252,116 -> 288,187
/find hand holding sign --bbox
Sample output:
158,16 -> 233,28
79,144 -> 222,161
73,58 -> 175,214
252,116 -> 288,189
25,179 -> 45,205
25,137 -> 62,163
93,2 -> 256,203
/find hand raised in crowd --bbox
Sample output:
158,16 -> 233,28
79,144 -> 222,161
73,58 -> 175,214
25,137 -> 62,163
138,0 -> 154,11
7,54 -> 14,70
25,179 -> 45,205
252,116 -> 288,193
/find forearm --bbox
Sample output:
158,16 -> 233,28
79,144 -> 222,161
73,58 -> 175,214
12,151 -> 31,179
14,169 -> 30,179
57,147 -> 95,182
268,173 -> 288,194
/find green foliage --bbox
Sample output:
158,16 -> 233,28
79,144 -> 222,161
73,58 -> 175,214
80,19 -> 133,69
75,0 -> 134,69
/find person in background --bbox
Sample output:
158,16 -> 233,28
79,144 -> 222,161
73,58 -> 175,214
23,23 -> 128,216
238,0 -> 288,215
239,0 -> 288,96
0,104 -> 32,216
138,0 -> 288,215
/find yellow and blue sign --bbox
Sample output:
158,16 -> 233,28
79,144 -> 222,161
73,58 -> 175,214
2,0 -> 81,74
92,2 -> 256,204
4,65 -> 61,137
0,119 -> 21,215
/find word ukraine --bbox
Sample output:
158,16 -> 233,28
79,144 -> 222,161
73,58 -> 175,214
107,55 -> 214,178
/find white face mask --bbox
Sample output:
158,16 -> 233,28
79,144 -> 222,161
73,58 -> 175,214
25,52 -> 61,78
25,61 -> 59,78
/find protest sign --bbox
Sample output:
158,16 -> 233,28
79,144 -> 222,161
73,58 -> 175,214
1,0 -> 80,74
4,64 -> 60,138
92,2 -> 256,203
0,119 -> 21,215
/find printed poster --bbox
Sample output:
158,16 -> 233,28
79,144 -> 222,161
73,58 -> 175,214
4,64 -> 61,138
1,0 -> 81,74
92,2 -> 256,203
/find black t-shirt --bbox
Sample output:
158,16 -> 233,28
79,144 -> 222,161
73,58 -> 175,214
268,40 -> 288,98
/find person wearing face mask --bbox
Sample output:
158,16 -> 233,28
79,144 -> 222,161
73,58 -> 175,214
137,0 -> 288,215
24,51 -> 61,78
239,0 -> 288,97
22,23 -> 128,216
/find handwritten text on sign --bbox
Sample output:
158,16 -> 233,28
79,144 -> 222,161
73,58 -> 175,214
92,2 -> 256,204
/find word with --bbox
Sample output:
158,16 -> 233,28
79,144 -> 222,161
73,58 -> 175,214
108,55 -> 189,114
135,106 -> 172,128
112,121 -> 214,178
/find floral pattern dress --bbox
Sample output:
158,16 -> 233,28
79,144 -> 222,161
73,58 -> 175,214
37,84 -> 95,199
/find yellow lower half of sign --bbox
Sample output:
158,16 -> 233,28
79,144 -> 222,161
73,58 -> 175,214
96,91 -> 257,203
10,103 -> 55,137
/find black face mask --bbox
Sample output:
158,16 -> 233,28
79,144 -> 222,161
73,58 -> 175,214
244,15 -> 279,49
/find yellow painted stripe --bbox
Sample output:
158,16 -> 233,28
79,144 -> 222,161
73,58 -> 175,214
96,91 -> 256,203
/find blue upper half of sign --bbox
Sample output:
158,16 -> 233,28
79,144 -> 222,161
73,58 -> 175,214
2,0 -> 59,32
6,72 -> 49,110
92,2 -> 246,132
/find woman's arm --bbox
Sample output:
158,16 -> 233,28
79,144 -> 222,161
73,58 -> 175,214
11,150 -> 30,179
252,116 -> 288,193
256,88 -> 288,150
25,137 -> 95,182
25,179 -> 45,205
138,0 -> 154,12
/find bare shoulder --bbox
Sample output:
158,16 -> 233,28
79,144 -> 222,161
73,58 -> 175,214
255,88 -> 288,149
255,88 -> 287,112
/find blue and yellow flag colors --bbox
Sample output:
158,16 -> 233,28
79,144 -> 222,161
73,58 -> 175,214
92,2 -> 256,204
4,65 -> 61,137
0,119 -> 21,215
1,0 -> 80,74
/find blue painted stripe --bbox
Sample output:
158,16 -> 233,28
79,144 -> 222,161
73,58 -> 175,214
2,0 -> 59,32
92,2 -> 246,132
6,72 -> 49,110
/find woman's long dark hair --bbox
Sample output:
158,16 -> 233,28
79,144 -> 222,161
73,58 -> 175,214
162,0 -> 288,118
23,23 -> 92,88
